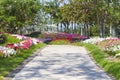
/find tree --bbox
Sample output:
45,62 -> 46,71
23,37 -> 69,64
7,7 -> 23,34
39,0 -> 120,37
0,0 -> 40,34
60,0 -> 120,37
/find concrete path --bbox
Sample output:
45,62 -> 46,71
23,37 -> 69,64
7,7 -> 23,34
12,45 -> 112,80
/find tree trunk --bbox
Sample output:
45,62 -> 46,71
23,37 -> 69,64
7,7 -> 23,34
80,23 -> 84,35
99,24 -> 105,38
72,22 -> 74,34
86,23 -> 90,38
110,26 -> 116,37
110,26 -> 112,36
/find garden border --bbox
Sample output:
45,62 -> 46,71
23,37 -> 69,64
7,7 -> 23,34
4,46 -> 46,80
86,50 -> 115,80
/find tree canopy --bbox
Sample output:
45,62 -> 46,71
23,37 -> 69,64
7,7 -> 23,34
41,0 -> 120,37
0,0 -> 120,37
0,0 -> 40,34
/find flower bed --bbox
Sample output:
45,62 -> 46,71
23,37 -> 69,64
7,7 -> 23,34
96,38 -> 120,51
0,34 -> 42,58
0,43 -> 46,79
83,37 -> 105,44
83,37 -> 120,56
0,46 -> 16,57
42,32 -> 87,42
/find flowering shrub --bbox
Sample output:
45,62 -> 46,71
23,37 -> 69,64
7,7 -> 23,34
0,33 -> 42,58
96,38 -> 120,51
42,32 -> 87,42
42,33 -> 56,38
83,37 -> 120,56
6,37 -> 41,50
83,37 -> 105,44
31,38 -> 41,45
19,39 -> 32,49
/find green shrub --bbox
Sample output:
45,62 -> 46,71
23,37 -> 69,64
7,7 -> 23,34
50,39 -> 70,45
25,31 -> 41,38
72,42 -> 85,46
0,76 -> 4,80
0,53 -> 4,59
0,33 -> 6,44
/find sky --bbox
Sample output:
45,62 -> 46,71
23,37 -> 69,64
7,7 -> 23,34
40,0 -> 69,5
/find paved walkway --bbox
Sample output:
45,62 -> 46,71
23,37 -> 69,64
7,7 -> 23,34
12,45 -> 112,80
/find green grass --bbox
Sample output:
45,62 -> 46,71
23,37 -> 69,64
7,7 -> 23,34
0,43 -> 46,79
74,42 -> 120,80
50,39 -> 70,45
0,33 -> 21,46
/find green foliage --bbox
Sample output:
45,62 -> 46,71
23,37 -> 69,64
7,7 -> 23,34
28,31 -> 41,38
0,43 -> 46,78
0,33 -> 6,44
105,50 -> 120,57
0,33 -> 20,46
106,51 -> 116,56
6,34 -> 20,43
41,0 -> 120,37
90,26 -> 99,36
115,50 -> 120,54
0,0 -> 40,34
106,50 -> 120,57
50,39 -> 70,45
72,42 -> 85,46
0,76 -> 4,80
0,53 -> 3,58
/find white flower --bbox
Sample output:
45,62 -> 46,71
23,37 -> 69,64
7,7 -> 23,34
83,37 -> 104,44
0,46 -> 16,57
31,38 -> 41,45
108,45 -> 120,51
11,34 -> 28,40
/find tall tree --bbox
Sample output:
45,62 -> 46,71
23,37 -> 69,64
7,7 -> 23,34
39,0 -> 120,37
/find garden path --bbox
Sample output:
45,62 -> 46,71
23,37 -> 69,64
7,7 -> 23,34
12,45 -> 112,80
